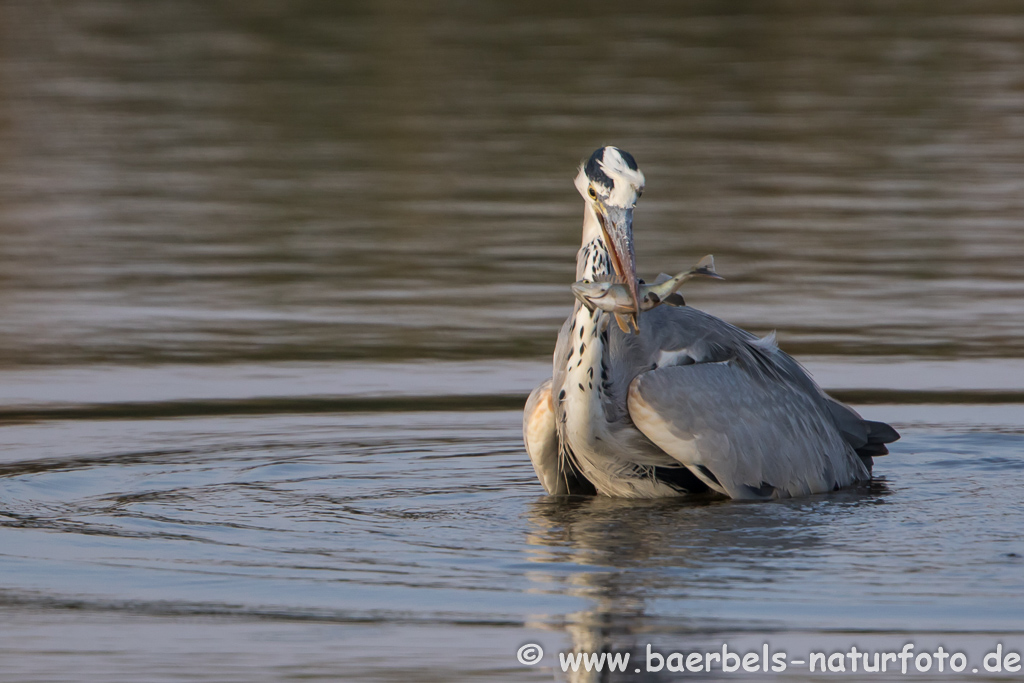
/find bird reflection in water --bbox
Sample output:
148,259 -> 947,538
521,483 -> 890,682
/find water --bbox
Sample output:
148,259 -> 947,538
1,2 -> 1023,681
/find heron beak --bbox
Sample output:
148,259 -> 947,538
595,202 -> 641,330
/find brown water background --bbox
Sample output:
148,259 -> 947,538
1,2 -> 1023,681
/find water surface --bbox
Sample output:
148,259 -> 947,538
1,2 -> 1023,681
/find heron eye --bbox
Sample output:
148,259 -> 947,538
587,186 -> 597,199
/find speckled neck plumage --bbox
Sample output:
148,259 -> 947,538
556,237 -> 616,490
576,236 -> 614,282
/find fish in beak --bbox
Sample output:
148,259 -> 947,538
570,254 -> 723,319
594,201 -> 641,332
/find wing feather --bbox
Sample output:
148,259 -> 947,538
523,380 -> 563,494
627,362 -> 870,499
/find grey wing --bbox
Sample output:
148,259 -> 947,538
627,362 -> 870,499
822,396 -> 901,461
610,304 -> 898,469
523,379 -> 563,495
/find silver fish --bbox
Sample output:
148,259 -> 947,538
571,254 -> 723,333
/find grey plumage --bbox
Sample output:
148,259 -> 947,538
523,146 -> 900,500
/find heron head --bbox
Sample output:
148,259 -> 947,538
574,146 -> 645,322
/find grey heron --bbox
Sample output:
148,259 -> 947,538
523,146 -> 899,499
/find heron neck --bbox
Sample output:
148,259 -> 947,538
576,236 -> 615,282
580,204 -> 602,245
560,244 -> 615,486
577,202 -> 617,281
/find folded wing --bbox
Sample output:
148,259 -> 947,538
627,359 -> 872,499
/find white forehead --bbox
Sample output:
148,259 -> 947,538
574,147 -> 646,208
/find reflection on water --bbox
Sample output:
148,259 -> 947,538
521,459 -> 1024,682
3,407 -> 1021,682
521,493 -> 852,681
1,1 -> 1024,681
